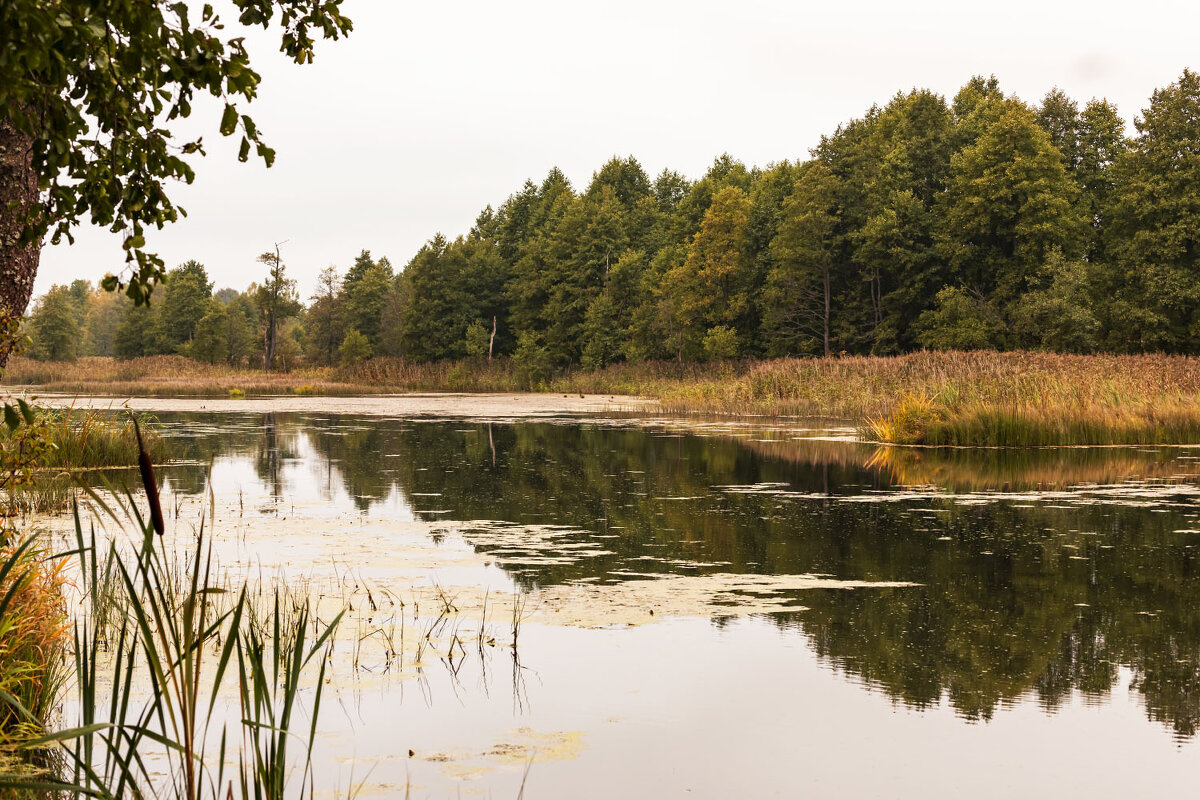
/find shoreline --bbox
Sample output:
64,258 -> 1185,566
0,390 -> 660,418
8,351 -> 1200,445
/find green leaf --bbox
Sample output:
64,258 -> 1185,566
3,404 -> 20,432
220,103 -> 238,136
17,399 -> 35,425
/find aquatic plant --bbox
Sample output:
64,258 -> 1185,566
0,428 -> 342,799
0,535 -> 69,757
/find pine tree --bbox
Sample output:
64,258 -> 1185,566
159,260 -> 213,351
1105,69 -> 1200,352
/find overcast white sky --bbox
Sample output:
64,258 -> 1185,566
32,0 -> 1200,300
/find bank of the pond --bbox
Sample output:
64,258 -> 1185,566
8,351 -> 1200,445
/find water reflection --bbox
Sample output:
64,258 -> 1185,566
147,412 -> 1200,739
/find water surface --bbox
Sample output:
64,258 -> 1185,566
81,411 -> 1200,797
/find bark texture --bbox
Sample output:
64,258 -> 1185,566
0,115 -> 40,368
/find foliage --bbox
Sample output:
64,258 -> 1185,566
27,286 -> 80,362
914,287 -> 1006,351
18,70 -> 1200,379
702,325 -> 740,361
0,0 -> 352,304
337,328 -> 371,366
512,331 -> 553,389
464,320 -> 491,360
0,536 -> 68,756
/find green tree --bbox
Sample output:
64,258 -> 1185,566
338,328 -> 371,366
914,287 -> 1006,350
1036,88 -> 1081,170
28,285 -> 81,361
188,299 -> 230,365
307,265 -> 344,366
0,0 -> 352,346
159,260 -> 213,351
939,97 -> 1087,309
668,185 -> 754,357
1104,69 -> 1200,352
401,235 -> 507,361
221,292 -> 258,366
1076,99 -> 1127,259
542,186 -> 628,364
254,247 -> 301,369
851,89 -> 955,352
341,251 -> 392,351
702,325 -> 739,360
82,288 -> 126,356
512,331 -> 552,388
464,320 -> 492,360
580,294 -> 622,369
114,299 -> 162,360
762,165 -> 839,356
1011,251 -> 1101,353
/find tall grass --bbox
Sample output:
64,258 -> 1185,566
41,407 -> 166,470
0,535 -> 69,760
9,351 -> 1200,445
1,408 -> 167,516
0,430 -> 342,798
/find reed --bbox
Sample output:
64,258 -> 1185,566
0,535 -> 69,757
9,351 -> 1200,445
0,427 -> 342,799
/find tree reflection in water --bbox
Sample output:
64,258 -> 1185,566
147,412 -> 1200,739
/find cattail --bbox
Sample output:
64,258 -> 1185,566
131,414 -> 164,536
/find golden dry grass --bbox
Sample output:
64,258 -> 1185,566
0,537 -> 69,750
8,351 -> 1200,445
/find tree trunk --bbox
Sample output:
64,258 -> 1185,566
0,117 -> 41,369
264,312 -> 276,370
822,267 -> 831,358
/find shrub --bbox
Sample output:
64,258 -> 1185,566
338,328 -> 372,366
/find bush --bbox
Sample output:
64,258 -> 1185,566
464,320 -> 491,360
915,287 -> 1006,350
702,325 -> 739,361
513,331 -> 553,389
338,328 -> 372,366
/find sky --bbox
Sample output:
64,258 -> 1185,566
32,0 -> 1200,300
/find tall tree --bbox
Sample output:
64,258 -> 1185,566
83,288 -> 127,356
938,98 -> 1087,310
762,165 -> 840,356
667,186 -> 754,358
158,260 -> 213,350
341,251 -> 393,350
28,285 -> 81,361
1104,69 -> 1200,352
1076,99 -> 1127,259
1036,88 -> 1081,170
307,266 -> 345,366
254,246 -> 301,370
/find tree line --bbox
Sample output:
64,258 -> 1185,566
23,71 -> 1200,369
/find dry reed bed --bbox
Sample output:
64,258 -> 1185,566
9,352 -> 1200,445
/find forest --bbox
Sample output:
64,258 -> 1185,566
22,71 -> 1200,370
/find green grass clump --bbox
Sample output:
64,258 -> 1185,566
38,408 -> 165,469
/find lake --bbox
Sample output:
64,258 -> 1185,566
59,407 -> 1200,797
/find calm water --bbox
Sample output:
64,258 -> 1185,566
100,412 -> 1200,796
